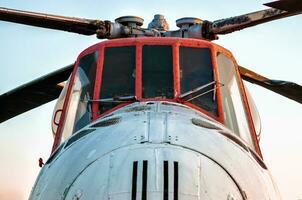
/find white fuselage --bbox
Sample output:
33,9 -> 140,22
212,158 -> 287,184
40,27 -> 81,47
29,101 -> 281,200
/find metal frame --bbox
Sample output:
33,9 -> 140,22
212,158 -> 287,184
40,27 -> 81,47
52,37 -> 261,157
90,38 -> 225,123
214,44 -> 262,157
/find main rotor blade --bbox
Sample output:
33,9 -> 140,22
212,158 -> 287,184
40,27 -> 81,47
264,0 -> 302,12
238,66 -> 302,104
0,7 -> 104,35
211,0 -> 302,35
0,64 -> 73,123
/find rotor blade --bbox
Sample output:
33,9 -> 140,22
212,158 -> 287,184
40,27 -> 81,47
211,0 -> 302,35
238,65 -> 302,104
264,0 -> 302,12
0,7 -> 105,35
0,64 -> 73,123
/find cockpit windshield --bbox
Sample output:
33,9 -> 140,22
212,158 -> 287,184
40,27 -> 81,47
57,42 -> 220,144
96,45 -> 218,116
99,46 -> 136,114
58,51 -> 98,142
142,45 -> 174,98
53,38 -> 258,152
179,47 -> 217,115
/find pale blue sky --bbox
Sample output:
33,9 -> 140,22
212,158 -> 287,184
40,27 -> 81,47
0,0 -> 302,199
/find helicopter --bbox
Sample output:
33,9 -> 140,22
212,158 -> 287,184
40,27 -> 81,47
0,0 -> 302,200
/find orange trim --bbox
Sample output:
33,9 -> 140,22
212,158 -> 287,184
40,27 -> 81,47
90,37 -> 226,124
51,61 -> 78,152
136,44 -> 142,100
52,48 -> 100,152
173,43 -> 180,97
92,46 -> 104,121
210,45 -> 225,124
235,62 -> 263,157
176,43 -> 224,123
214,44 -> 262,157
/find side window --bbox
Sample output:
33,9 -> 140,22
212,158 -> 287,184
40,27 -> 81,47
216,52 -> 255,149
99,46 -> 136,114
142,45 -> 174,98
245,86 -> 261,140
51,77 -> 71,137
60,51 -> 98,142
179,47 -> 217,115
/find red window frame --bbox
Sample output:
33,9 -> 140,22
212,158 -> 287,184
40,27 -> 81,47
90,38 -> 225,124
214,45 -> 262,157
52,37 -> 261,157
176,41 -> 225,123
51,43 -> 100,152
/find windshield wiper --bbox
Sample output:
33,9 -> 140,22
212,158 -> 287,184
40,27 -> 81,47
88,95 -> 136,103
179,81 -> 224,102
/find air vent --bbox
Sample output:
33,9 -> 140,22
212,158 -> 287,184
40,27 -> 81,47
161,102 -> 189,109
125,105 -> 151,112
174,162 -> 179,200
142,160 -> 148,200
131,161 -> 138,200
163,161 -> 179,200
131,160 -> 148,200
163,161 -> 169,200
191,118 -> 220,129
90,117 -> 121,128
65,129 -> 95,148
131,160 -> 178,199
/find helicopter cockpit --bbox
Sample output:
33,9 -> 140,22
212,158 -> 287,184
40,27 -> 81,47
52,37 -> 260,153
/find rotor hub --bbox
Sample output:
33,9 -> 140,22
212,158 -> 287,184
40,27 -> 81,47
148,14 -> 169,31
176,17 -> 203,29
115,16 -> 144,28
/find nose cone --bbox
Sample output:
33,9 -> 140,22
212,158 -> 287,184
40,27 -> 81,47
64,145 -> 244,200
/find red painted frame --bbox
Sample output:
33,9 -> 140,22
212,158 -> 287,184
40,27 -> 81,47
214,44 -> 262,157
52,37 -> 261,158
51,44 -> 99,152
91,38 -> 225,123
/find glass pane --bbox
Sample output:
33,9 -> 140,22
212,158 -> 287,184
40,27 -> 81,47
179,47 -> 217,115
142,45 -> 174,98
73,52 -> 98,131
216,52 -> 255,149
51,77 -> 70,137
61,51 -> 98,141
99,46 -> 136,113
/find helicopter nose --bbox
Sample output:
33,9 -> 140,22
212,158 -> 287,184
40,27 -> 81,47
64,145 -> 244,200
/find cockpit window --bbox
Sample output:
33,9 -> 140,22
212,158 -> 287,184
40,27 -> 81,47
99,46 -> 136,114
73,52 -> 98,132
60,51 -> 98,142
179,47 -> 217,115
142,45 -> 174,98
217,52 -> 255,149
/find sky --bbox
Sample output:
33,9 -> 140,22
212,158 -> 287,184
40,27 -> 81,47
0,0 -> 301,199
